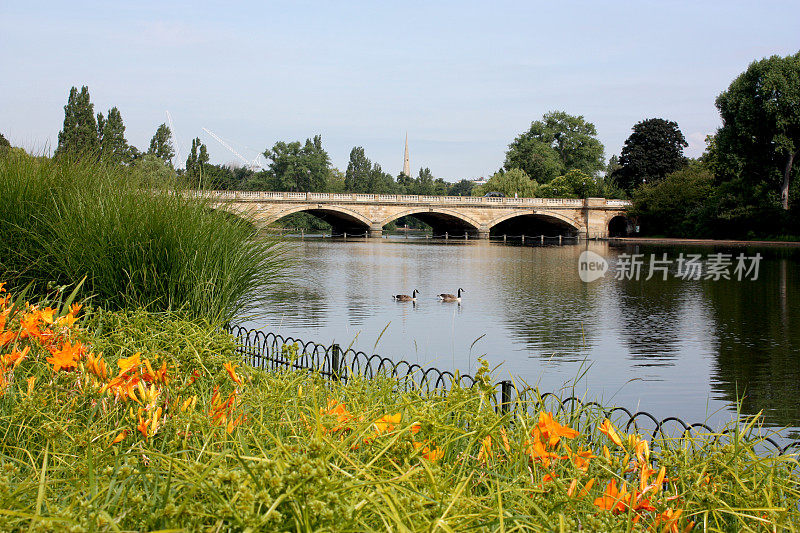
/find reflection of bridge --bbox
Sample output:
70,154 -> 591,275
206,191 -> 631,238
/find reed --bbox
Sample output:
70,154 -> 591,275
0,152 -> 283,322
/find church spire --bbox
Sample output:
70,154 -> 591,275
403,132 -> 411,177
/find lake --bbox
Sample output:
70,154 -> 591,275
241,237 -> 800,434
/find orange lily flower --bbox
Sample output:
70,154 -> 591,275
594,480 -> 629,513
373,413 -> 401,434
565,446 -> 596,471
599,419 -> 624,447
46,340 -> 85,372
111,430 -> 128,445
137,416 -> 149,439
478,435 -> 494,464
3,345 -> 30,369
223,361 -> 243,386
537,411 -> 578,447
117,352 -> 141,375
321,399 -> 354,432
412,440 -> 443,461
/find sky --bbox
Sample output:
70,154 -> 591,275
2,1 -> 799,181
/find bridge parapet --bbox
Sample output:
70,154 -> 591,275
203,190 -> 630,209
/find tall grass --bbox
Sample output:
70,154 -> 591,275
0,152 -> 283,322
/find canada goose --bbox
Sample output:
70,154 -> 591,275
438,288 -> 464,302
393,289 -> 419,302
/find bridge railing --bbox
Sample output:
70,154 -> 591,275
225,324 -> 799,456
201,190 -> 631,208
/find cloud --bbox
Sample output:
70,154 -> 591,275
686,131 -> 711,158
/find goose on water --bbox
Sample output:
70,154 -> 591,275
393,289 -> 419,302
438,288 -> 464,302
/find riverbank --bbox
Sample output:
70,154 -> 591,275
608,236 -> 800,247
1,286 -> 798,531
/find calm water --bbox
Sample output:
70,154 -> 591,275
242,238 -> 800,433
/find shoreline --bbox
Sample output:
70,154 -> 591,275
607,236 -> 800,247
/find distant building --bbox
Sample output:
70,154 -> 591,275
403,133 -> 411,177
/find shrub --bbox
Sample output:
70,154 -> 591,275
0,152 -> 283,322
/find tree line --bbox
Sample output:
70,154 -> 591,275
2,50 -> 798,238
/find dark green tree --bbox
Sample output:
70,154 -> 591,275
414,168 -> 436,195
55,86 -> 99,158
345,146 -> 371,192
472,168 -> 538,197
447,179 -> 475,196
505,111 -> 605,182
714,52 -> 800,210
263,135 -> 330,192
97,107 -> 132,165
148,123 -> 175,165
629,161 -> 715,237
186,138 -> 210,184
0,132 -> 10,157
613,118 -> 688,193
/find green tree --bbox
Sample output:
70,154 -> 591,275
345,146 -> 371,192
185,138 -> 210,184
414,168 -> 436,195
613,118 -> 688,193
148,123 -> 175,166
367,163 -> 397,194
55,86 -> 99,158
97,107 -> 132,165
629,161 -> 715,237
0,132 -> 10,157
539,169 -> 601,198
131,154 -> 177,187
505,111 -> 605,182
472,168 -> 538,197
263,135 -> 330,192
447,179 -> 475,196
714,52 -> 800,210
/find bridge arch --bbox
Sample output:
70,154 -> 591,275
260,204 -> 373,234
488,210 -> 583,236
380,208 -> 481,235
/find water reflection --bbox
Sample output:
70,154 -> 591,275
245,238 -> 800,430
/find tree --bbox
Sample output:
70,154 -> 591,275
263,135 -> 331,192
472,168 -> 538,198
629,161 -> 715,237
345,146 -> 371,192
0,132 -> 10,157
148,123 -> 175,166
714,52 -> 800,210
613,118 -> 688,193
447,179 -> 475,196
97,107 -> 132,165
414,168 -> 436,195
185,138 -> 209,184
539,169 -> 601,198
504,111 -> 605,182
55,86 -> 99,158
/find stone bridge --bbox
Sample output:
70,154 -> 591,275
204,191 -> 631,239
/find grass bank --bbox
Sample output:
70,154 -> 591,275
0,152 -> 283,322
1,285 -> 798,531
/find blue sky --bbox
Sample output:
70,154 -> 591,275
2,1 -> 798,180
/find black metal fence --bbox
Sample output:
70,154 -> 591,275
225,324 -> 800,455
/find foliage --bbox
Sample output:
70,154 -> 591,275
539,169 -> 602,199
447,179 -> 475,196
97,107 -> 133,166
147,123 -> 175,166
505,111 -> 605,182
613,118 -> 688,193
54,86 -> 99,159
130,154 -> 178,187
0,152 -> 284,322
714,52 -> 800,210
263,135 -> 331,192
0,132 -> 11,157
185,137 -> 210,185
630,161 -> 716,237
0,298 -> 797,531
472,168 -> 538,198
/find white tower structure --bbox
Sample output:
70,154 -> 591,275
403,132 -> 411,177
